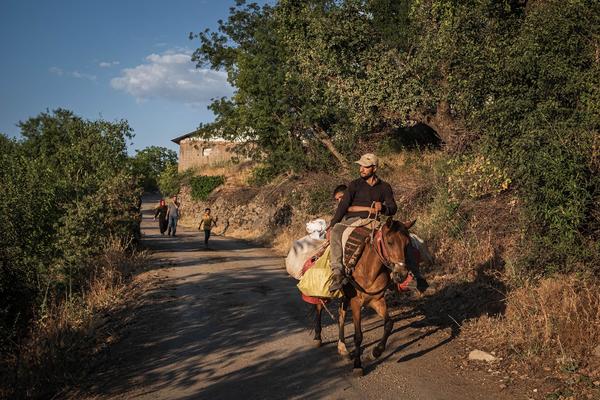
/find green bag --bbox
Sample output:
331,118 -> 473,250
297,247 -> 343,299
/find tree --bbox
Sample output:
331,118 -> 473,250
190,0 -> 600,274
131,146 -> 178,191
0,110 -> 141,353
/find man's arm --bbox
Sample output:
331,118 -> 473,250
330,185 -> 353,226
382,183 -> 397,216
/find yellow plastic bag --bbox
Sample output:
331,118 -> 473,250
297,247 -> 343,299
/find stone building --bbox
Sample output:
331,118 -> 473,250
172,131 -> 239,172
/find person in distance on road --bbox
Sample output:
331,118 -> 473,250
153,199 -> 168,235
199,207 -> 218,248
166,195 -> 180,236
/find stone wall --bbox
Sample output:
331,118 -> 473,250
177,183 -> 316,252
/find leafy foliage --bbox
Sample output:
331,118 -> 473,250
191,0 -> 599,274
130,146 -> 178,192
157,164 -> 192,197
0,110 -> 140,354
189,175 -> 225,201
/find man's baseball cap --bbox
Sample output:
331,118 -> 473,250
355,153 -> 379,167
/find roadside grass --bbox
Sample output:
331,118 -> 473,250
1,239 -> 149,399
464,276 -> 600,382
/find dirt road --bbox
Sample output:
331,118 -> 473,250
83,197 -> 514,400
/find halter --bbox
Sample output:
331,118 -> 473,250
346,221 -> 411,296
373,225 -> 408,277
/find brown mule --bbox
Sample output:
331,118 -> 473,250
313,219 -> 414,376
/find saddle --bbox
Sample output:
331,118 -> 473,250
341,219 -> 378,272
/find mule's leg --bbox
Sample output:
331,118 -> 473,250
351,298 -> 364,376
369,297 -> 393,359
313,303 -> 322,347
337,298 -> 349,356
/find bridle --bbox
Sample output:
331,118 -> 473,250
374,226 -> 407,274
346,221 -> 411,296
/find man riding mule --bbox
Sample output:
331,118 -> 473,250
299,170 -> 432,374
325,218 -> 420,375
329,153 -> 428,293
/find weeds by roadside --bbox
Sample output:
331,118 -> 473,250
0,239 -> 149,400
463,276 -> 600,397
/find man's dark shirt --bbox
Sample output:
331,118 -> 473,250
331,176 -> 397,226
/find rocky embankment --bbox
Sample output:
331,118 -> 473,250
177,181 -> 317,252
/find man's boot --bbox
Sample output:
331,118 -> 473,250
415,275 -> 429,293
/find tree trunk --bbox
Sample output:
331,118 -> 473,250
409,101 -> 472,152
313,125 -> 350,171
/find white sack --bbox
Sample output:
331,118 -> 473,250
285,235 -> 326,280
305,218 -> 327,240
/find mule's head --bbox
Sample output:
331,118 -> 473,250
380,218 -> 415,282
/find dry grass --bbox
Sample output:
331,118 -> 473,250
272,216 -> 309,256
2,239 -> 149,399
466,276 -> 600,376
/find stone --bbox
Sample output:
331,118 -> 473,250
593,345 -> 600,357
468,350 -> 498,362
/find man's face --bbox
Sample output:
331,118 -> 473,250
334,191 -> 344,204
359,164 -> 376,179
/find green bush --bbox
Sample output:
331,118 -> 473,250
157,164 -> 179,197
249,164 -> 278,186
130,146 -> 177,192
0,109 -> 140,357
189,175 -> 225,201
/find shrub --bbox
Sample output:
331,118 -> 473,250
130,146 -> 178,192
248,164 -> 278,187
157,164 -> 193,197
189,175 -> 225,201
0,110 -> 141,387
446,154 -> 511,201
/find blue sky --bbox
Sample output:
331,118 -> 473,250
0,0 -> 262,154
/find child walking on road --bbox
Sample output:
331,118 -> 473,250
199,208 -> 217,247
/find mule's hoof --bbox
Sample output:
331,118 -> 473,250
313,339 -> 322,348
352,368 -> 364,377
337,342 -> 349,357
372,346 -> 383,359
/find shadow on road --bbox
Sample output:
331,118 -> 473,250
83,201 -> 354,399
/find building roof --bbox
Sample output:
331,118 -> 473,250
171,130 -> 198,145
171,130 -> 232,145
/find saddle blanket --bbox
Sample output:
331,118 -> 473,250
341,218 -> 378,267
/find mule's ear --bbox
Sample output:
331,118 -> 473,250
385,218 -> 394,227
404,219 -> 417,230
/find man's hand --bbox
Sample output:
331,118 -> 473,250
372,202 -> 382,213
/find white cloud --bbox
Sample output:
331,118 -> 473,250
72,71 -> 97,81
49,67 -> 64,76
49,67 -> 96,81
110,51 -> 233,105
99,61 -> 120,68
